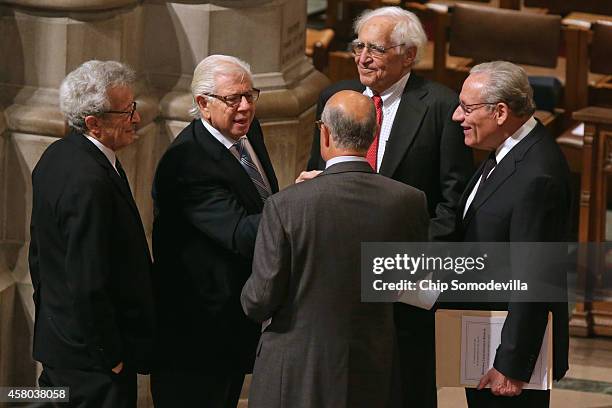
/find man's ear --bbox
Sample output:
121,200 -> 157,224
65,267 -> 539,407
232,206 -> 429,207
84,115 -> 100,136
196,95 -> 210,120
495,103 -> 509,126
402,46 -> 417,68
319,123 -> 333,161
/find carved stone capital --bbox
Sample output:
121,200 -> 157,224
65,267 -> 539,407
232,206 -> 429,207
1,0 -> 138,11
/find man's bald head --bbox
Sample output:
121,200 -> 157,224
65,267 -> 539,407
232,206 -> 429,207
321,90 -> 377,154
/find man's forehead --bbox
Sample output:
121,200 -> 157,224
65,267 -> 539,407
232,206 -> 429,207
216,72 -> 251,88
358,17 -> 395,40
461,75 -> 487,99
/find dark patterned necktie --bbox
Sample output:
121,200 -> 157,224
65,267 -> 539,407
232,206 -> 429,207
233,137 -> 270,202
366,94 -> 383,171
474,152 -> 497,198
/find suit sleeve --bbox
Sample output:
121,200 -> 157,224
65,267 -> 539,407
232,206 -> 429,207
430,102 -> 474,241
178,176 -> 261,260
493,175 -> 568,381
241,199 -> 291,322
61,178 -> 122,370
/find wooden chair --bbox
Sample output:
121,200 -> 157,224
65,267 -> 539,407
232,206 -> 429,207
326,51 -> 359,83
305,28 -> 335,72
523,0 -> 612,16
557,22 -> 612,173
443,4 -> 574,133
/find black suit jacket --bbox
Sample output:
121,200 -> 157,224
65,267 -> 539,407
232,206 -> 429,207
29,131 -> 155,373
307,75 -> 474,240
151,118 -> 278,373
456,121 -> 570,382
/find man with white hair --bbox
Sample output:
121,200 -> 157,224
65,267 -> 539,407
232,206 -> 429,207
151,55 -> 278,407
452,61 -> 569,407
303,7 -> 474,407
29,60 -> 154,407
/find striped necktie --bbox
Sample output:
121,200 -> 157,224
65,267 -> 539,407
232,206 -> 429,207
233,137 -> 271,202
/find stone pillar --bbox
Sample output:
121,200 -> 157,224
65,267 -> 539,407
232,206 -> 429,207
0,0 -> 328,405
146,0 -> 329,187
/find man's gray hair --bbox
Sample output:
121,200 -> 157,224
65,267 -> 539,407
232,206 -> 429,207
190,55 -> 253,118
354,6 -> 427,64
59,60 -> 136,133
470,61 -> 536,117
322,99 -> 377,152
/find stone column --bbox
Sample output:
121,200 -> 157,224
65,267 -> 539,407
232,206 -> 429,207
0,0 -> 328,405
145,0 -> 329,187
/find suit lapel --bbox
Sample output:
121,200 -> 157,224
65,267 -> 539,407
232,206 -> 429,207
462,122 -> 545,227
379,74 -> 429,177
67,132 -> 141,219
192,120 -> 265,211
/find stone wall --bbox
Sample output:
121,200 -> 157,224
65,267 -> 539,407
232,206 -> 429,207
0,1 -> 329,405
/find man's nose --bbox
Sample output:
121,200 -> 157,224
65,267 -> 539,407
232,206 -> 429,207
451,105 -> 463,122
237,95 -> 253,111
132,109 -> 141,124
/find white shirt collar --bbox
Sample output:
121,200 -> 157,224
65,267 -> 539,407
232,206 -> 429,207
363,71 -> 411,102
494,116 -> 537,164
325,155 -> 368,169
201,118 -> 241,149
85,134 -> 116,169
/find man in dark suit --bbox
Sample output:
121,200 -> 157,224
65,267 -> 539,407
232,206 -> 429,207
241,90 -> 429,408
452,61 -> 570,407
302,7 -> 473,406
151,55 -> 278,408
29,60 -> 155,407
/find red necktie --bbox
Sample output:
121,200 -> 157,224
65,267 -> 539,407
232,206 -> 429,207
366,94 -> 383,171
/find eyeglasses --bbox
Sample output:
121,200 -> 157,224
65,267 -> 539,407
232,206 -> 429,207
315,120 -> 325,130
204,88 -> 261,108
104,101 -> 137,121
459,102 -> 498,115
350,41 -> 405,58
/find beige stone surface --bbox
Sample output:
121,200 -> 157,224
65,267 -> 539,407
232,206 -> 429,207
0,2 -> 324,405
2,0 -> 137,11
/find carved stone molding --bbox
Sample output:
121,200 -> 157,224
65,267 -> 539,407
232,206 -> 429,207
0,0 -> 138,12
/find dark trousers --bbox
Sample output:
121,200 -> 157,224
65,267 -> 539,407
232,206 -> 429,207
151,369 -> 244,408
37,365 -> 137,408
396,306 -> 437,408
466,388 -> 550,407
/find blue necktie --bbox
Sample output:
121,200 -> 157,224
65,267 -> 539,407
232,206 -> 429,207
234,137 -> 270,202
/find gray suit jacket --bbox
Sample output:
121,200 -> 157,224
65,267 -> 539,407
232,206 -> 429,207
241,160 -> 430,408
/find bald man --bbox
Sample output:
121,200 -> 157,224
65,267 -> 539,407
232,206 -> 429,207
241,91 -> 430,408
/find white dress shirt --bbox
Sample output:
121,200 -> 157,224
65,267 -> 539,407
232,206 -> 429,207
325,155 -> 368,169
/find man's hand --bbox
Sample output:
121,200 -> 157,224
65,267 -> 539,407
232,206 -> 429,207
478,367 -> 524,397
295,170 -> 322,184
112,361 -> 124,374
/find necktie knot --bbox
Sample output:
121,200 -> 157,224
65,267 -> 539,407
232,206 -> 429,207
481,152 -> 497,183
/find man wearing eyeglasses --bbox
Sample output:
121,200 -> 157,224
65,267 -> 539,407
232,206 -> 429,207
302,6 -> 473,408
150,54 -> 278,408
29,60 -> 154,407
450,61 -> 569,408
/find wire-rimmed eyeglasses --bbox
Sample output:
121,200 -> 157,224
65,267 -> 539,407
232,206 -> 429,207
104,101 -> 137,121
350,41 -> 405,58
